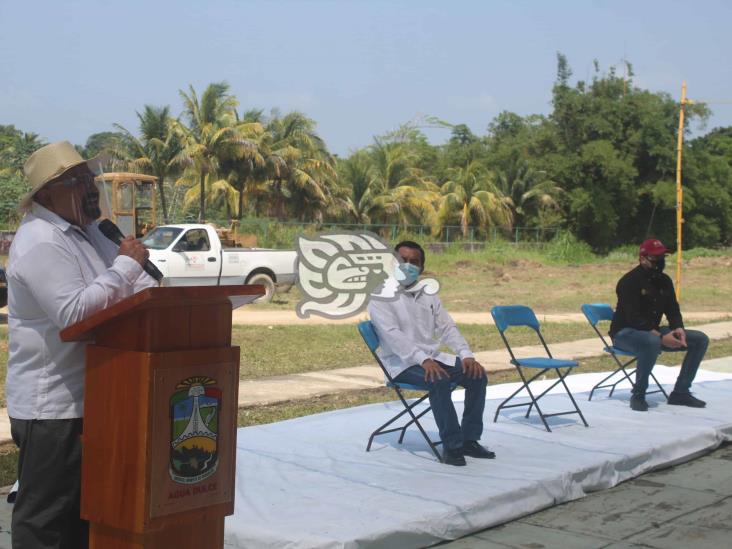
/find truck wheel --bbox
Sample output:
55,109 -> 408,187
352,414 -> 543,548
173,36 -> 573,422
247,273 -> 275,303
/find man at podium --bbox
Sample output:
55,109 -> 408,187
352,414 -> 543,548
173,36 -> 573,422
5,142 -> 157,548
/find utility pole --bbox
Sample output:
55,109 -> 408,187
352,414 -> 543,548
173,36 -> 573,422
675,82 -> 687,300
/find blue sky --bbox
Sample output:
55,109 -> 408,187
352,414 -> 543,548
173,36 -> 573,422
1,0 -> 731,155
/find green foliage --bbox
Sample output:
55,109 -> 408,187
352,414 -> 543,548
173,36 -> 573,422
0,127 -> 41,226
114,105 -> 183,223
235,217 -> 318,249
682,129 -> 732,246
605,245 -> 638,261
438,160 -> 512,236
544,54 -> 712,251
544,230 -> 596,263
81,131 -> 126,160
0,125 -> 44,178
677,246 -> 728,259
3,54 -> 731,253
495,151 -> 563,228
0,173 -> 28,227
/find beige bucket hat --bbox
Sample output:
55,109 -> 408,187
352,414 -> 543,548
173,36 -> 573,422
20,141 -> 103,211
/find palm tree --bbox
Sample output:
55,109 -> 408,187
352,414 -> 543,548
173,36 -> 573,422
338,151 -> 375,223
114,106 -> 181,223
260,112 -> 338,221
180,172 -> 239,218
366,140 -> 439,228
176,82 -> 250,222
219,119 -> 267,219
368,139 -> 426,192
495,156 -> 563,227
438,160 -> 513,237
371,183 -> 440,229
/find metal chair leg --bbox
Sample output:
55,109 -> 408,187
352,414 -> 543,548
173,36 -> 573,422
649,371 -> 669,398
367,386 -> 453,462
556,368 -> 589,427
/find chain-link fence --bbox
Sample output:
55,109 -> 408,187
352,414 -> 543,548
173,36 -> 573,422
182,218 -> 561,249
0,220 -> 561,254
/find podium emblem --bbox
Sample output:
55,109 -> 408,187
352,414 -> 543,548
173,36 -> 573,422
169,376 -> 221,484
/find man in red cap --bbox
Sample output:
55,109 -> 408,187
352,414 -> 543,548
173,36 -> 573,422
609,238 -> 709,411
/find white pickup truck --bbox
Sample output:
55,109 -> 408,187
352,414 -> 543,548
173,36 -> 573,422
141,224 -> 297,302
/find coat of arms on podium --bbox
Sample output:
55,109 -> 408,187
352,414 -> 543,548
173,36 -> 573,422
169,376 -> 221,484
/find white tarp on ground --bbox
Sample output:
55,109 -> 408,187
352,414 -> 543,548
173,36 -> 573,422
225,366 -> 732,548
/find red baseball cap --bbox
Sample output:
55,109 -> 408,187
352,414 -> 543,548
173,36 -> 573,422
639,238 -> 669,256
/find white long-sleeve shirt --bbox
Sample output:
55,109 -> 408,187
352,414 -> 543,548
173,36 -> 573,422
6,203 -> 156,419
367,288 -> 474,379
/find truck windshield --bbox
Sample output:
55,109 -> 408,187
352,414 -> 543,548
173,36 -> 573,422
141,227 -> 184,250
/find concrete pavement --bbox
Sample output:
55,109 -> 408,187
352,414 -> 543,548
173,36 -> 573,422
439,442 -> 732,548
231,309 -> 732,325
2,306 -> 729,325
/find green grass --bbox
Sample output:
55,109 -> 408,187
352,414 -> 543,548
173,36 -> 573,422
234,318 -> 726,379
0,320 -> 725,394
255,247 -> 732,314
0,443 -> 16,487
234,322 -> 602,379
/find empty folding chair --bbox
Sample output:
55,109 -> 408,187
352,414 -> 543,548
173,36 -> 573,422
358,320 -> 455,462
491,305 -> 589,432
580,303 -> 668,401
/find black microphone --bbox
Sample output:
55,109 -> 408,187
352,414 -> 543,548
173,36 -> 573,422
98,219 -> 164,282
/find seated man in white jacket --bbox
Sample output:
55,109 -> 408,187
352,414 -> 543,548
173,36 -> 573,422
368,240 -> 493,466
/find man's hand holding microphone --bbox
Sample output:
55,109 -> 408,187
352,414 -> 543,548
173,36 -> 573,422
98,219 -> 163,282
118,236 -> 150,267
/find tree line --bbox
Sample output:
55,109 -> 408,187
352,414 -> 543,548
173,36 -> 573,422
1,54 -> 731,252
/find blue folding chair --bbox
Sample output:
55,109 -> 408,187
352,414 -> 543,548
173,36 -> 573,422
491,305 -> 589,432
581,303 -> 668,401
358,320 -> 454,462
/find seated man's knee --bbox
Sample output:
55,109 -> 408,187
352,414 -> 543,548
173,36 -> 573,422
464,373 -> 487,388
687,330 -> 709,349
640,331 -> 662,354
431,376 -> 452,392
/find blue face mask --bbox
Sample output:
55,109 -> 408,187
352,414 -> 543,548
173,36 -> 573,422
398,262 -> 421,287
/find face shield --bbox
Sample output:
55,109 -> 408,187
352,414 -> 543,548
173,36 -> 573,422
89,154 -> 113,222
38,174 -> 95,227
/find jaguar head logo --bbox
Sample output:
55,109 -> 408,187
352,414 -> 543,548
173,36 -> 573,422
295,231 -> 439,319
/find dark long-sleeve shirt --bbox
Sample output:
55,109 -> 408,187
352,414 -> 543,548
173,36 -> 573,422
609,265 -> 684,337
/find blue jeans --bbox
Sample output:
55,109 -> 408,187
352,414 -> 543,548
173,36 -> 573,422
394,358 -> 486,450
612,327 -> 709,396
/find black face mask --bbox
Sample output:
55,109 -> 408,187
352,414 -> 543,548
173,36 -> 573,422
80,185 -> 101,220
644,256 -> 665,275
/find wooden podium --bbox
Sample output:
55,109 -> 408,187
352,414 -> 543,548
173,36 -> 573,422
60,285 -> 263,548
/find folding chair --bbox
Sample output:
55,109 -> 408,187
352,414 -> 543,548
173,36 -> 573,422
580,303 -> 668,401
491,305 -> 589,432
358,320 -> 454,462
